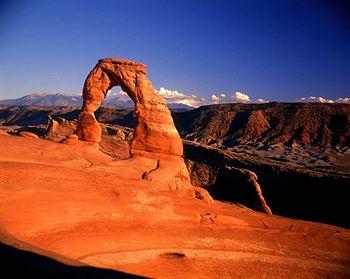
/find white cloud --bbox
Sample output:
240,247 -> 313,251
106,89 -> 129,102
211,94 -> 220,103
209,91 -> 266,104
156,87 -> 264,107
107,89 -> 127,96
157,87 -> 185,99
211,95 -> 219,101
107,88 -> 349,107
232,91 -> 250,102
296,96 -> 350,104
107,87 -> 269,107
105,87 -> 206,107
156,87 -> 208,107
255,98 -> 268,103
210,94 -> 226,104
118,89 -> 127,95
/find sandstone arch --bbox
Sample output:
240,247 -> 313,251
76,58 -> 183,156
76,58 -> 202,196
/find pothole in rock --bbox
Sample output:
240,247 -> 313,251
159,252 -> 186,259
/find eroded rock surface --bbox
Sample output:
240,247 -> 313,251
45,115 -> 77,142
0,129 -> 9,136
19,131 -> 39,139
0,135 -> 349,278
173,102 -> 350,148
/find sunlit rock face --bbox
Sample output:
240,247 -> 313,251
77,58 -> 183,156
1,135 -> 350,278
76,58 -> 194,194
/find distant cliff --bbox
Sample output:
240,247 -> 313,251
1,102 -> 349,148
173,102 -> 350,148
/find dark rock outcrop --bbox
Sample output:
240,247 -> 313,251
183,140 -> 350,228
173,102 -> 350,148
184,140 -> 272,214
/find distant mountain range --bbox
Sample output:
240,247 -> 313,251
0,93 -> 81,107
0,93 -> 194,110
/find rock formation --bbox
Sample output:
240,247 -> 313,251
45,116 -> 77,142
19,131 -> 39,139
183,140 -> 273,214
225,166 -> 272,214
173,102 -> 350,148
242,110 -> 270,141
0,130 -> 9,136
76,58 -> 195,194
76,58 -> 182,156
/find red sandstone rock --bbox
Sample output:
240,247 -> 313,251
0,130 -> 9,136
19,131 -> 39,139
0,135 -> 349,278
244,110 -> 270,141
77,112 -> 102,143
193,186 -> 214,203
76,58 -> 195,195
126,132 -> 133,144
226,166 -> 272,215
62,134 -> 79,144
115,129 -> 125,141
77,58 -> 183,156
45,116 -> 77,142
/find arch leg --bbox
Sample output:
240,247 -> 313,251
76,66 -> 112,143
76,109 -> 102,143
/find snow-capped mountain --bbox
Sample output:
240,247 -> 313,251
0,93 -> 194,110
0,93 -> 82,106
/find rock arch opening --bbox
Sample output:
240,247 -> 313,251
103,86 -> 132,108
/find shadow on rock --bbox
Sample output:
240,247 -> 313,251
0,242 -> 144,279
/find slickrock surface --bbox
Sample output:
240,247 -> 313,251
0,134 -> 350,278
19,131 -> 39,139
0,129 -> 9,136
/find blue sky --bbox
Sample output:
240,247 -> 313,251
0,0 -> 349,105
